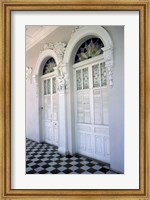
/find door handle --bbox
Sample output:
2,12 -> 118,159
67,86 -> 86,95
41,107 -> 43,109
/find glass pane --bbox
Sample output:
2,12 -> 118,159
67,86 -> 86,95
43,57 -> 56,75
47,79 -> 51,94
74,38 -> 104,63
53,77 -> 56,94
82,67 -> 89,89
76,70 -> 82,90
100,63 -> 107,86
92,64 -> 100,88
44,80 -> 47,95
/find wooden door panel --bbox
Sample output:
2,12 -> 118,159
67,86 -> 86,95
93,89 -> 102,125
95,135 -> 104,155
75,61 -> 110,163
85,134 -> 93,153
104,136 -> 110,156
42,77 -> 58,146
52,94 -> 58,121
101,88 -> 109,125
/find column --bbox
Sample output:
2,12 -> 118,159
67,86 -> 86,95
57,77 -> 68,155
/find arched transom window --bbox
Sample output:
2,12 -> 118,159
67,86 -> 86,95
74,38 -> 104,64
43,57 -> 56,75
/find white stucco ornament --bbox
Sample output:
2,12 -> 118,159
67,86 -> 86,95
54,42 -> 66,56
54,42 -> 66,63
43,42 -> 54,50
41,42 -> 66,64
54,66 -> 60,76
72,26 -> 80,34
55,62 -> 69,92
59,62 -> 68,75
102,46 -> 114,87
71,26 -> 84,37
26,66 -> 32,82
58,78 -> 66,94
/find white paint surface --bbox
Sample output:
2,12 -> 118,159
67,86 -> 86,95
11,11 -> 139,189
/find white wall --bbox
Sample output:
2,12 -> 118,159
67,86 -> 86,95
26,26 -> 124,173
26,81 -> 40,142
105,26 -> 124,173
25,26 -> 75,142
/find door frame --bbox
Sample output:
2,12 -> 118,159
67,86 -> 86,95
40,72 -> 58,144
73,55 -> 110,163
63,26 -> 114,156
32,49 -> 60,143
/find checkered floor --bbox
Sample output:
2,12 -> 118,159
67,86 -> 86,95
26,138 -> 117,174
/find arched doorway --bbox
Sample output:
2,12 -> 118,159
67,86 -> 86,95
64,26 -> 113,163
73,38 -> 109,162
33,49 -> 60,145
40,57 -> 58,146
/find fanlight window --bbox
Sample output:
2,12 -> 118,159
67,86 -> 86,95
74,38 -> 104,64
43,57 -> 56,75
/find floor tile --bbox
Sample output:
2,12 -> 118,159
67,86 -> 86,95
26,138 -> 117,174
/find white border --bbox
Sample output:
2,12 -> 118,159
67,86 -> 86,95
11,11 -> 139,189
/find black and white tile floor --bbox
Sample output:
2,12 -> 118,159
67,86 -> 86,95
26,138 -> 117,174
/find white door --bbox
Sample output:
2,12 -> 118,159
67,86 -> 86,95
41,76 -> 58,146
74,61 -> 110,163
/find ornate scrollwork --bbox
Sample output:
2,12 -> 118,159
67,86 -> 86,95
102,46 -> 114,87
40,42 -> 68,92
54,42 -> 66,55
43,42 -> 54,50
41,42 -> 66,64
57,77 -> 66,94
54,42 -> 66,63
55,62 -> 69,93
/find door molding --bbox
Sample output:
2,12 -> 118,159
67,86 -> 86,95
62,26 -> 114,157
40,74 -> 58,145
64,26 -> 114,87
32,43 -> 68,143
73,60 -> 110,163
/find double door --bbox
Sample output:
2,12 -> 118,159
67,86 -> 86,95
41,76 -> 58,146
74,61 -> 110,163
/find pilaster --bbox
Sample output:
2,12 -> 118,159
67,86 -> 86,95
102,46 -> 114,87
57,75 -> 68,155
